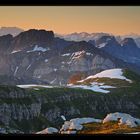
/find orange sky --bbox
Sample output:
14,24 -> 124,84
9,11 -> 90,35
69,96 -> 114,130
0,6 -> 140,35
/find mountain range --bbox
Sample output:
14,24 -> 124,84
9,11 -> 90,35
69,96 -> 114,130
0,28 -> 140,134
0,28 -> 140,86
56,32 -> 140,48
57,32 -> 140,67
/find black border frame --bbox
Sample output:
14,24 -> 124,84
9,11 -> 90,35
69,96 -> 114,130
0,0 -> 140,139
0,0 -> 140,6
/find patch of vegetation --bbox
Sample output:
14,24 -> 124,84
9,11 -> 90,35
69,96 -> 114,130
0,98 -> 33,105
9,115 -> 53,133
75,76 -> 132,88
0,85 -> 36,105
78,121 -> 140,134
123,69 -> 140,83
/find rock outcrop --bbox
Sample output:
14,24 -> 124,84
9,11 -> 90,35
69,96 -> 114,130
103,112 -> 140,128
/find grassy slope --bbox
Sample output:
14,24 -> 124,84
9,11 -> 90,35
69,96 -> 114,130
0,69 -> 140,133
78,121 -> 140,134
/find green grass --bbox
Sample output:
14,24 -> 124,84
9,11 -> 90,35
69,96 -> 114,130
123,69 -> 140,83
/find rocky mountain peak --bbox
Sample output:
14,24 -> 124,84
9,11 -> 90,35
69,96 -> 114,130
121,38 -> 138,48
62,41 -> 98,54
95,35 -> 117,46
10,29 -> 55,51
0,34 -> 13,52
0,34 -> 13,40
15,29 -> 54,42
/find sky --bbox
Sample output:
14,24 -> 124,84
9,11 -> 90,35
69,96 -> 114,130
0,6 -> 140,35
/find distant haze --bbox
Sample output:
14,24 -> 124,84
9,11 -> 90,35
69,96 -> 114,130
0,27 -> 24,36
0,6 -> 140,35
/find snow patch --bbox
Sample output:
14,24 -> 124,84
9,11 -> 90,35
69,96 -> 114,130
34,88 -> 39,90
98,43 -> 107,48
50,78 -> 56,84
36,127 -> 58,134
44,59 -> 48,62
54,68 -> 58,72
14,66 -> 19,76
60,117 -> 101,134
124,132 -> 140,134
61,61 -> 65,64
67,61 -> 72,65
107,38 -> 111,41
59,81 -> 62,86
86,52 -> 93,56
68,82 -> 116,93
17,85 -> 53,89
70,118 -> 102,124
62,53 -> 71,56
70,69 -> 132,93
37,75 -> 41,78
26,64 -> 31,70
71,50 -> 85,60
68,85 -> 110,93
100,85 -> 116,88
11,50 -> 21,54
85,69 -> 132,83
61,115 -> 66,121
27,45 -> 50,53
